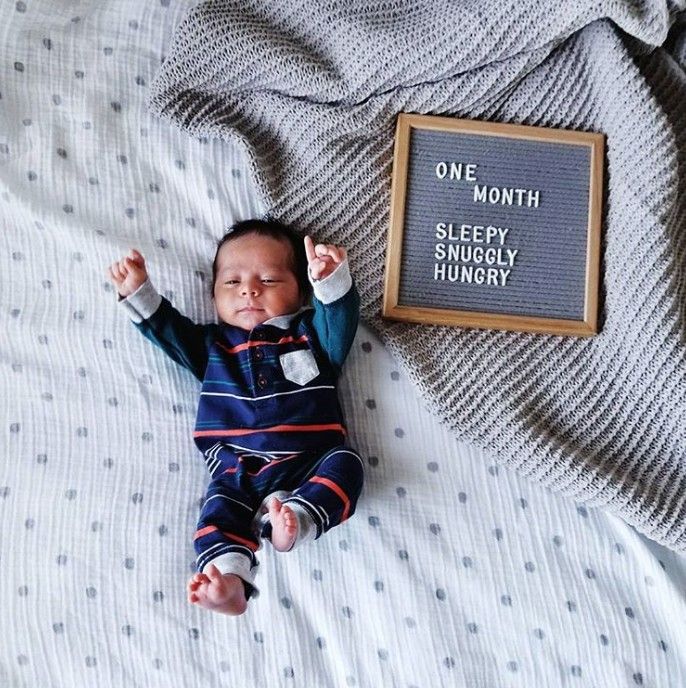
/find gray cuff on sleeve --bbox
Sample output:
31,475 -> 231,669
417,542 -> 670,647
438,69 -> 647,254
309,258 -> 352,304
117,279 -> 162,324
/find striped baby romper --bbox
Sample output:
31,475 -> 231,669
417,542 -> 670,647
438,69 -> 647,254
118,258 -> 363,596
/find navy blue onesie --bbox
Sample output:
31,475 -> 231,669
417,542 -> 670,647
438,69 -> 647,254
118,259 -> 364,595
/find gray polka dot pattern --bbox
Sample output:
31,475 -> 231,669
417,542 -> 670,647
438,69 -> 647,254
2,3 -> 686,688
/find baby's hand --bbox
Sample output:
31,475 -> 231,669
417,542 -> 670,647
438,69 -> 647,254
304,235 -> 347,281
106,248 -> 148,298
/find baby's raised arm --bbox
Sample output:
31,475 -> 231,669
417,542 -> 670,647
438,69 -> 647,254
107,248 -> 148,298
107,249 -> 212,381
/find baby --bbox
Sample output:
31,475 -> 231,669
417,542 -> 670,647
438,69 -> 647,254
107,218 -> 364,615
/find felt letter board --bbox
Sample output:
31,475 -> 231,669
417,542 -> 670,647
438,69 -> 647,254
382,114 -> 604,336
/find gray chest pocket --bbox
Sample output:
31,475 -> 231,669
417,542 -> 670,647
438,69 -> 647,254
279,349 -> 319,386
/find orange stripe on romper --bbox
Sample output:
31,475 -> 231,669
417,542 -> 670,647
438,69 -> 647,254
216,335 -> 309,355
194,423 -> 347,438
309,476 -> 351,521
193,525 -> 258,551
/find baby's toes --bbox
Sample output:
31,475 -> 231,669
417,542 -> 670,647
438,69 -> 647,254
188,580 -> 211,604
284,508 -> 297,531
187,573 -> 208,593
188,583 -> 202,602
268,497 -> 283,518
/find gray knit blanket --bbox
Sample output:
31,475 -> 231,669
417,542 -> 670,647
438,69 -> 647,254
148,1 -> 686,551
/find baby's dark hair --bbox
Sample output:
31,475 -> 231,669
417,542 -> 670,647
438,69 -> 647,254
211,217 -> 311,302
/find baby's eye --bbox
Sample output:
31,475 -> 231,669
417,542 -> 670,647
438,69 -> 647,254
223,280 -> 239,285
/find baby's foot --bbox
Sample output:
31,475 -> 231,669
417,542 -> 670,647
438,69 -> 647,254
187,564 -> 247,616
269,497 -> 298,552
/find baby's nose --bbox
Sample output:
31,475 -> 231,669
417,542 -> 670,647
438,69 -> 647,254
242,281 -> 260,296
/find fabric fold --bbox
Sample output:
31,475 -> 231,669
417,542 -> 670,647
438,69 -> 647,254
148,0 -> 686,551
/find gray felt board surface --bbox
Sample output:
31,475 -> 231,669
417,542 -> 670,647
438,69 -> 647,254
398,129 -> 591,320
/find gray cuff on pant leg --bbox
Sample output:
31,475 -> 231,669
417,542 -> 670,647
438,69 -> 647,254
203,552 -> 260,598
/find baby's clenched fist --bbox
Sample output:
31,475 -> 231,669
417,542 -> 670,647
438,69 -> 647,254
304,235 -> 347,281
107,248 -> 148,298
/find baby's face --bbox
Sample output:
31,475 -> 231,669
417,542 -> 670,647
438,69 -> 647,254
213,233 -> 303,330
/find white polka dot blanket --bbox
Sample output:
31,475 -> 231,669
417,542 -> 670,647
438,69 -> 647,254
2,2 -> 686,687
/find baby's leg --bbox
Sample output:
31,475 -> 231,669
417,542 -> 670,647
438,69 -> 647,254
275,446 -> 364,547
192,479 -> 261,612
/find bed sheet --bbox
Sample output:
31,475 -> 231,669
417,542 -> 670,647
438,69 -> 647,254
1,2 -> 685,687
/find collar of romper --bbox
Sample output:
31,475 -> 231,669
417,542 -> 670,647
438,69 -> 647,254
258,305 -> 314,330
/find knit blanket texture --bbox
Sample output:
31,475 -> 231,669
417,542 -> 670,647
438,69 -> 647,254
148,0 -> 686,551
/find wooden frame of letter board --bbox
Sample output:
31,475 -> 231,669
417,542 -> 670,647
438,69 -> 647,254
382,113 -> 604,336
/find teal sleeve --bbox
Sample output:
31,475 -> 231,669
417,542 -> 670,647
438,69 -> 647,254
131,297 -> 214,382
311,281 -> 360,373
